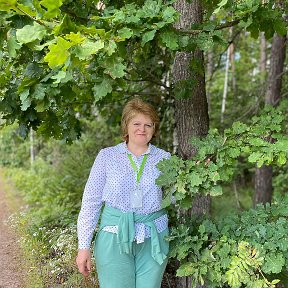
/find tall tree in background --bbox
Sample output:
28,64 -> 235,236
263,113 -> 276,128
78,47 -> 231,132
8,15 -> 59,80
229,27 -> 236,93
259,32 -> 267,86
172,0 -> 209,287
254,4 -> 287,206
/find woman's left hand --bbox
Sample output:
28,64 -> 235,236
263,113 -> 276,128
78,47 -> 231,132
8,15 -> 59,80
76,248 -> 92,277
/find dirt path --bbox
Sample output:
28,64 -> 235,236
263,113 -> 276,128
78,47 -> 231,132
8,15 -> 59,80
0,169 -> 27,288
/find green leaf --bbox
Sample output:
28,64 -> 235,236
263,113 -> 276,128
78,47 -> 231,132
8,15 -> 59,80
7,29 -> 21,57
141,30 -> 156,46
32,83 -> 46,100
16,22 -> 47,44
74,39 -> 104,60
249,138 -> 267,147
273,19 -> 287,37
102,57 -> 126,79
198,224 -> 205,234
210,171 -> 220,182
40,0 -> 63,19
213,0 -> 228,14
195,33 -> 214,51
65,32 -> 85,45
189,172 -> 203,187
136,0 -> 161,18
112,10 -> 125,23
202,22 -> 216,32
35,100 -> 49,112
248,152 -> 263,163
277,152 -> 286,166
0,0 -> 16,11
16,3 -> 36,17
247,23 -> 260,39
106,40 -> 117,56
210,185 -> 223,196
92,78 -> 113,101
162,191 -> 173,208
227,147 -> 241,158
176,263 -> 196,277
19,89 -> 31,111
53,14 -> 77,36
44,37 -> 72,68
160,31 -> 178,50
51,70 -> 72,84
262,253 -> 285,274
118,28 -> 133,40
24,63 -> 43,79
162,6 -> 178,23
232,122 -> 249,134
51,70 -> 66,84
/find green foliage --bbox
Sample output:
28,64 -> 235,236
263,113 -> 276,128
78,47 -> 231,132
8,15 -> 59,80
157,103 -> 288,209
167,196 -> 288,287
0,123 -> 30,166
4,119 -> 118,287
0,0 -> 179,140
157,103 -> 288,286
0,0 -> 286,140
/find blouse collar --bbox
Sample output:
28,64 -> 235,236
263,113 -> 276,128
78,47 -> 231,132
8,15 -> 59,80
117,141 -> 156,155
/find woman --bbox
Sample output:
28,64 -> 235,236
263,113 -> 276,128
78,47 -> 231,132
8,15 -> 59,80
76,98 -> 170,288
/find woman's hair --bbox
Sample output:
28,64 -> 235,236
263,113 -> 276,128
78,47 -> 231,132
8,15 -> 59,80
121,98 -> 160,142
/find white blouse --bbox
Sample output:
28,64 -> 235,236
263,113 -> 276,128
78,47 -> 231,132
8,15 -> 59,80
77,142 -> 170,249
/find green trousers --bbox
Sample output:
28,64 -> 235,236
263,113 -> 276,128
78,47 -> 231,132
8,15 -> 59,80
94,229 -> 169,288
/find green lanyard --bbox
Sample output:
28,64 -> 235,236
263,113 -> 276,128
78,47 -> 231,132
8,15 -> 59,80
127,154 -> 148,184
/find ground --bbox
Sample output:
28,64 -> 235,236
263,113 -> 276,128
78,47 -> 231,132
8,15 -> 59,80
0,169 -> 27,288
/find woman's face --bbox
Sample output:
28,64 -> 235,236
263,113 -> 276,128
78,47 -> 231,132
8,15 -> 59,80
127,113 -> 154,146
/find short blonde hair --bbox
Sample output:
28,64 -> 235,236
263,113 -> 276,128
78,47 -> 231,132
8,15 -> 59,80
121,98 -> 160,141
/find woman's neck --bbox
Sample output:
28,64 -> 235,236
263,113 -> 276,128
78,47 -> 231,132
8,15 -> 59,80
126,142 -> 148,157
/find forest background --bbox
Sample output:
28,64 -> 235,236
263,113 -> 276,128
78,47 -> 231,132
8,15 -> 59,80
0,0 -> 288,287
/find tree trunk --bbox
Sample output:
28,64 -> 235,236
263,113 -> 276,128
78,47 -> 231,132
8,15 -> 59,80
265,33 -> 286,106
221,45 -> 230,123
254,165 -> 273,205
206,15 -> 215,112
172,0 -> 210,287
253,30 -> 287,207
229,27 -> 236,92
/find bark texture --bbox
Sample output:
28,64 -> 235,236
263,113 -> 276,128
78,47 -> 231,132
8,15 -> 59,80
265,33 -> 286,106
172,0 -> 209,287
254,165 -> 273,205
206,15 -> 215,112
229,27 -> 236,92
254,31 -> 287,207
173,0 -> 209,161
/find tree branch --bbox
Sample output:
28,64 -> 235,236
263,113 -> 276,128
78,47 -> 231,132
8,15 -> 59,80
215,19 -> 241,31
14,6 -> 50,28
207,27 -> 244,84
177,19 -> 241,35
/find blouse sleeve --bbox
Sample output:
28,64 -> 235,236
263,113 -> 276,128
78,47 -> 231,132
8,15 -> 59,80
77,149 -> 106,249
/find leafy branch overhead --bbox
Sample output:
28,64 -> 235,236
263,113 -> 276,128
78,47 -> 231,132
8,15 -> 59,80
0,0 -> 287,140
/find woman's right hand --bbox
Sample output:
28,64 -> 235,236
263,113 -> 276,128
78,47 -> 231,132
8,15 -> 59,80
76,249 -> 92,277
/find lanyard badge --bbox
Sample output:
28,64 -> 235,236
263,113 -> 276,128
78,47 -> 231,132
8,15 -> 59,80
127,154 -> 148,208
